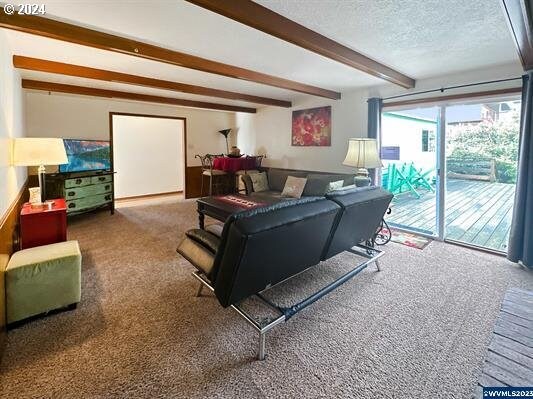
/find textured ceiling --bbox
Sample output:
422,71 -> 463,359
2,0 -> 522,109
256,0 -> 520,78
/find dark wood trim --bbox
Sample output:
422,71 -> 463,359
0,179 -> 30,358
0,179 -> 28,257
109,112 -> 189,199
0,13 -> 340,99
383,87 -> 522,108
22,80 -> 257,113
14,56 -> 292,108
115,191 -> 183,201
109,112 -> 188,120
186,0 -> 415,89
185,166 -> 203,199
501,0 -> 533,70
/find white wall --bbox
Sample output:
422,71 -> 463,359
381,113 -> 438,172
0,30 -> 27,219
24,92 -> 236,167
112,115 -> 184,198
236,62 -> 523,173
236,90 -> 368,173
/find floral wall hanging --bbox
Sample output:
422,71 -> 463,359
291,106 -> 331,146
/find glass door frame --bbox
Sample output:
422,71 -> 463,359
382,94 -> 520,253
436,105 -> 446,241
380,104 -> 445,240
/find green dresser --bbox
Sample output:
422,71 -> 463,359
45,171 -> 114,216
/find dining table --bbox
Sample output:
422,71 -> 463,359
212,156 -> 259,193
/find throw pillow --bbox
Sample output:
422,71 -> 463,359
302,174 -> 352,196
267,169 -> 307,191
281,176 -> 307,198
326,180 -> 344,193
250,172 -> 269,192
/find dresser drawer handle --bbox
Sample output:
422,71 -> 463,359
67,191 -> 75,197
105,194 -> 112,201
98,176 -> 107,181
68,203 -> 76,209
75,178 -> 82,184
104,185 -> 110,190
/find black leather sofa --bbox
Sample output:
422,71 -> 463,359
241,167 -> 358,200
177,186 -> 393,359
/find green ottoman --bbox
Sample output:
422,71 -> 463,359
6,240 -> 82,325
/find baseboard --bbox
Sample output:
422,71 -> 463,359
115,190 -> 183,202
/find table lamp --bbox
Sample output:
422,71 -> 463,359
13,138 -> 68,203
342,138 -> 382,186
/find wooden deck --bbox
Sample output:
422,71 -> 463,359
477,288 -> 533,394
386,179 -> 516,252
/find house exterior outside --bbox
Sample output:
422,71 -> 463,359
381,112 -> 437,175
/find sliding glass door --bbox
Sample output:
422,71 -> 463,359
444,100 -> 520,251
382,96 -> 520,253
380,107 -> 441,236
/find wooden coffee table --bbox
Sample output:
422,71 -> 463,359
196,195 -> 279,229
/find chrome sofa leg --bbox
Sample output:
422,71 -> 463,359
195,282 -> 204,297
375,259 -> 381,271
258,332 -> 266,360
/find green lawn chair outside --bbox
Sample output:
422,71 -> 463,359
381,162 -> 435,199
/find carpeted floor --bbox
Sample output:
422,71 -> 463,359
1,199 -> 532,399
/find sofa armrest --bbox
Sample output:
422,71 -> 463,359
241,174 -> 254,195
177,238 -> 215,276
185,229 -> 220,253
177,229 -> 220,277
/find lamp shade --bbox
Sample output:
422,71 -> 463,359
13,138 -> 68,166
342,138 -> 382,169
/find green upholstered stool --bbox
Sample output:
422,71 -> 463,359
6,240 -> 82,325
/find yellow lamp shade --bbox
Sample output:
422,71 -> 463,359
13,138 -> 68,166
342,138 -> 382,169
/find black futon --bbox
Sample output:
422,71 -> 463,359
177,186 -> 393,359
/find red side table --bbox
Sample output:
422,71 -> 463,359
20,198 -> 67,250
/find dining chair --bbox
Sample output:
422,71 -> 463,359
196,154 -> 227,196
254,155 -> 265,169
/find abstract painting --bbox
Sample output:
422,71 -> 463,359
292,106 -> 331,146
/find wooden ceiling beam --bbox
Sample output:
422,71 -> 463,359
14,55 -> 292,107
0,13 -> 340,99
21,79 -> 257,113
186,0 -> 415,89
501,0 -> 533,70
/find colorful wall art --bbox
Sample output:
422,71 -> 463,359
291,106 -> 331,147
